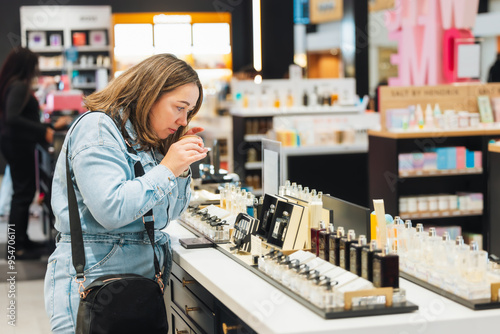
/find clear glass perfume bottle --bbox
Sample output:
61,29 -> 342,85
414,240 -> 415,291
349,235 -> 368,276
339,229 -> 357,269
329,226 -> 345,266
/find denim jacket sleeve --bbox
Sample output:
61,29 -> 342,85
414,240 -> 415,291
61,112 -> 191,231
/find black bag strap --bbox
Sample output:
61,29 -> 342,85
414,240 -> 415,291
65,111 -> 163,296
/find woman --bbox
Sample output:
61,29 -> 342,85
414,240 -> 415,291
44,54 -> 208,332
0,47 -> 55,259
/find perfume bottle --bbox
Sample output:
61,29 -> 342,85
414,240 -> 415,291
329,226 -> 345,266
272,211 -> 290,241
339,229 -> 357,270
373,244 -> 400,288
261,204 -> 276,232
309,191 -> 323,230
273,90 -> 281,108
286,89 -> 294,108
319,223 -> 334,261
311,221 -> 326,256
361,240 -> 381,282
349,235 -> 368,276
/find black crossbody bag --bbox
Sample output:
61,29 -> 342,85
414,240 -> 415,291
65,112 -> 168,333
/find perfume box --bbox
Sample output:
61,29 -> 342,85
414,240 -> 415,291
266,201 -> 307,251
72,32 -> 87,46
256,194 -> 286,240
232,213 -> 260,253
89,30 -> 107,46
28,31 -> 46,48
284,195 -> 311,249
456,146 -> 466,169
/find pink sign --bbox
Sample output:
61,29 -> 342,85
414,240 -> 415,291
386,0 -> 479,86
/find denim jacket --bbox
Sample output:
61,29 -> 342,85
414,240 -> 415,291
51,111 -> 191,234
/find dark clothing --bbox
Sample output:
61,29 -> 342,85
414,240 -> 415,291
1,81 -> 47,142
488,60 -> 500,83
1,80 -> 48,249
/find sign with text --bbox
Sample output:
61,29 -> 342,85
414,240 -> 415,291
309,0 -> 343,24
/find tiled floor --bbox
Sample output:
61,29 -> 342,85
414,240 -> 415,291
0,207 -> 53,333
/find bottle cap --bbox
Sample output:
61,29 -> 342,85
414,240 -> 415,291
319,221 -> 326,229
442,231 -> 450,241
404,220 -> 412,229
336,226 -> 345,237
416,223 -> 424,233
470,241 -> 479,251
369,239 -> 378,251
428,227 -> 436,237
347,229 -> 356,241
358,235 -> 367,246
455,235 -> 464,246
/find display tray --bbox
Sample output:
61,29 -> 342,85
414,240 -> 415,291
400,272 -> 500,311
215,245 -> 419,319
179,218 -> 230,244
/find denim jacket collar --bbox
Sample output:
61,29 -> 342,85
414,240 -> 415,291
120,109 -> 158,165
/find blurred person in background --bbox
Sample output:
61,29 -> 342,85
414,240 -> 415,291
0,47 -> 67,259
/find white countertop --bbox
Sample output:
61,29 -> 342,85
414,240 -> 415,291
164,221 -> 500,334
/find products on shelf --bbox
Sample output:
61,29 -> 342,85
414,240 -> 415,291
398,147 -> 482,174
386,102 -> 500,132
399,193 -> 483,216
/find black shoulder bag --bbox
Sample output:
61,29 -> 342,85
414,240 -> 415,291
66,112 -> 168,333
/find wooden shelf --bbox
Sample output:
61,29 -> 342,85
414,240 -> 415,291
369,128 -> 500,139
489,143 -> 500,153
399,168 -> 483,178
399,209 -> 483,220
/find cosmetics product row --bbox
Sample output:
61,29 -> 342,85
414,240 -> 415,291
386,217 -> 500,301
386,101 -> 500,132
257,248 -> 406,310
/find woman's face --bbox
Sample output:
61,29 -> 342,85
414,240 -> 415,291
149,83 -> 199,139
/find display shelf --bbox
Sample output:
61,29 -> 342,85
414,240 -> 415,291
399,209 -> 483,220
243,134 -> 267,142
72,83 -> 96,89
399,168 -> 483,178
489,143 -> 500,153
400,272 -> 500,311
369,132 -> 500,251
166,221 -> 500,333
231,105 -> 363,118
215,239 -> 419,319
30,46 -> 65,53
282,143 -> 368,156
244,161 -> 263,170
73,45 -> 110,52
369,128 -> 500,139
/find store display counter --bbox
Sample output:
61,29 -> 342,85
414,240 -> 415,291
164,221 -> 500,334
488,144 -> 500,257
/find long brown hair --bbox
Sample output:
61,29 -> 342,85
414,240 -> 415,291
0,47 -> 39,115
84,53 -> 203,154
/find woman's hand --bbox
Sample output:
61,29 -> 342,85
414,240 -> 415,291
161,135 -> 208,177
184,126 -> 204,136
